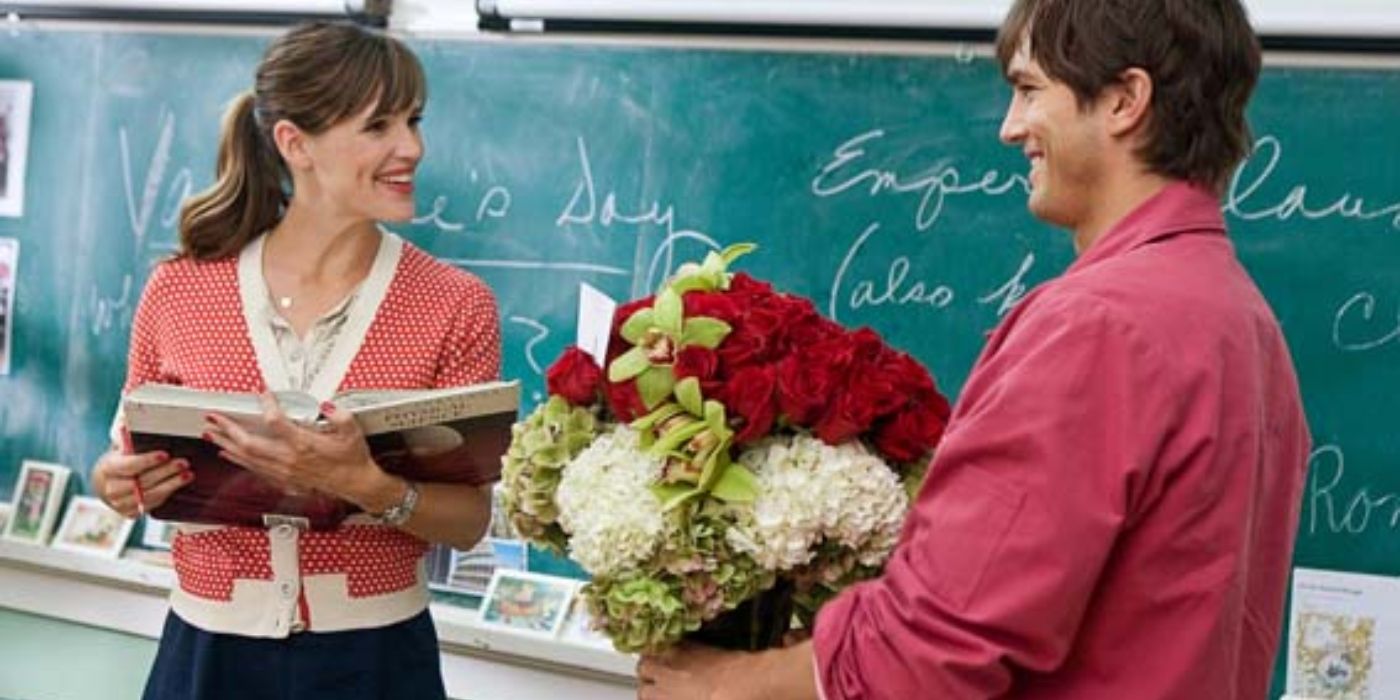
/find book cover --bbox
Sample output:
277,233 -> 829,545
123,381 -> 520,529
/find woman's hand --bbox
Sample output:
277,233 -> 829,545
201,394 -> 383,507
93,447 -> 193,519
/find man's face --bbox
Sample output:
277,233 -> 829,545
999,41 -> 1109,233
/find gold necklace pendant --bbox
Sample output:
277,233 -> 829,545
278,296 -> 293,310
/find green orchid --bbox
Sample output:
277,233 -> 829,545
668,243 -> 757,295
632,386 -> 759,512
606,243 -> 758,411
607,285 -> 732,409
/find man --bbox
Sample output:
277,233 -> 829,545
638,0 -> 1310,698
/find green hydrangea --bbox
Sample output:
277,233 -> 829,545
585,575 -> 696,653
582,506 -> 776,653
500,396 -> 599,553
790,541 -> 884,628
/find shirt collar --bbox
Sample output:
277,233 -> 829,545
1068,181 -> 1226,274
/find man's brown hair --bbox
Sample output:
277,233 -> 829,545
996,0 -> 1261,192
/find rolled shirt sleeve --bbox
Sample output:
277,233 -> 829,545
814,291 -> 1181,699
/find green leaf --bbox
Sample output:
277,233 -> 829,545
637,366 -> 677,410
680,317 -> 731,349
631,403 -> 686,433
704,400 -> 729,436
608,346 -> 651,382
697,449 -> 728,491
652,420 -> 706,456
709,464 -> 760,503
669,275 -> 708,296
701,251 -> 726,276
720,243 -> 757,265
674,377 -> 704,416
620,308 -> 655,344
651,483 -> 701,512
655,288 -> 684,336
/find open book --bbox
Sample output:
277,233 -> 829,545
122,381 -> 521,529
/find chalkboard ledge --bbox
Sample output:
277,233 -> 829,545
0,540 -> 635,698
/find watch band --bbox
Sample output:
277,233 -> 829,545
378,479 -> 420,526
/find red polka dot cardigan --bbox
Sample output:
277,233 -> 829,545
121,233 -> 501,637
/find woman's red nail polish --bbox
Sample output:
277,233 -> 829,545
320,402 -> 336,415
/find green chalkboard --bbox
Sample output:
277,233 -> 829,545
0,29 -> 1396,694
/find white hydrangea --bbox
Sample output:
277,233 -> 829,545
555,426 -> 669,577
727,433 -> 908,572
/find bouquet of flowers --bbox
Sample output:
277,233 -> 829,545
501,245 -> 950,653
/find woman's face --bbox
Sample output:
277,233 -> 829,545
295,100 -> 424,224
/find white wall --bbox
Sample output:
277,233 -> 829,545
396,0 -> 1400,38
391,0 -> 480,34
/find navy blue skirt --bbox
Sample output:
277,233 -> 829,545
142,610 -> 447,700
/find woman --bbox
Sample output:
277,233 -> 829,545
91,22 -> 500,699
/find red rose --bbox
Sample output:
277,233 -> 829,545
775,352 -> 841,428
784,308 -> 841,351
719,302 -> 791,370
683,291 -> 743,324
546,346 -> 602,407
718,365 -> 778,444
883,350 -> 939,403
795,335 -> 858,401
852,350 -> 914,420
871,403 -> 948,464
673,347 -> 722,395
814,385 -> 880,445
603,378 -> 647,422
716,325 -> 769,371
847,327 -> 887,362
728,272 -> 773,299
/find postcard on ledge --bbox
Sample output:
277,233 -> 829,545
478,569 -> 576,639
122,381 -> 520,529
1288,567 -> 1400,699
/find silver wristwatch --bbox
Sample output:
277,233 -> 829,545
378,479 -> 420,526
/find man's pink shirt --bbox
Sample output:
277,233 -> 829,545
814,183 -> 1311,699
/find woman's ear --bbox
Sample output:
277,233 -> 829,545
1106,67 -> 1154,139
271,119 -> 311,172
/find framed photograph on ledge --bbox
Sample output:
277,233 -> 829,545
478,569 -> 576,638
0,81 -> 33,218
52,496 -> 134,558
3,460 -> 70,545
141,517 -> 176,550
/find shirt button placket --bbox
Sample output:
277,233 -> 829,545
268,524 -> 302,635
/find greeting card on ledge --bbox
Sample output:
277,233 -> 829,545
1289,568 -> 1400,699
2,460 -> 70,546
52,496 -> 134,558
478,569 -> 575,639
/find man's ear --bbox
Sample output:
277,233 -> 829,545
1106,67 -> 1153,138
271,119 -> 311,171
